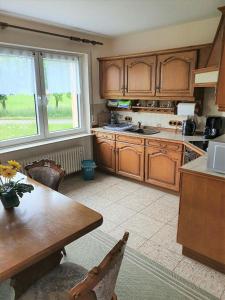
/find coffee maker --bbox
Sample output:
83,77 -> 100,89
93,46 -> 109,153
204,116 -> 225,139
182,118 -> 196,136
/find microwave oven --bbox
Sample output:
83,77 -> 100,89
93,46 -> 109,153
207,134 -> 225,174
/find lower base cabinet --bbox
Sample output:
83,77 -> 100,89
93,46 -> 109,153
94,138 -> 116,172
116,141 -> 144,181
145,145 -> 183,192
177,171 -> 225,272
94,133 -> 183,192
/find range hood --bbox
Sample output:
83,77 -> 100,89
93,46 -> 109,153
193,67 -> 219,87
193,7 -> 225,87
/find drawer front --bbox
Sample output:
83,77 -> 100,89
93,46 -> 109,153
145,139 -> 183,152
116,134 -> 145,145
94,131 -> 116,140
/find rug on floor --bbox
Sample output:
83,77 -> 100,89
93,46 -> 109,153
0,229 -> 218,300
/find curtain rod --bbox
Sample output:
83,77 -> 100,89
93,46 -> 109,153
0,21 -> 103,46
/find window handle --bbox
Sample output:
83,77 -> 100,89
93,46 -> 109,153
42,95 -> 48,106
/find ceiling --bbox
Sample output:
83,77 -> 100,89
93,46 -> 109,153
0,0 -> 224,37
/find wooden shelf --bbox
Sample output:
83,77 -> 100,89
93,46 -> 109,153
107,106 -> 132,111
131,106 -> 175,114
107,106 -> 175,114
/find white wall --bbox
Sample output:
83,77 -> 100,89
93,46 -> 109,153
110,16 -> 219,55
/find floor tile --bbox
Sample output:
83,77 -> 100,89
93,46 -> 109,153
100,203 -> 137,225
174,257 -> 225,298
134,185 -> 166,199
150,224 -> 182,255
94,185 -> 131,202
138,239 -> 183,271
116,193 -> 156,212
167,214 -> 179,228
120,213 -> 164,239
140,197 -> 178,224
108,225 -> 148,250
61,171 -> 224,298
114,179 -> 141,193
99,219 -> 118,234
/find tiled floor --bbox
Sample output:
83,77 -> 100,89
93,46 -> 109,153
60,171 -> 225,299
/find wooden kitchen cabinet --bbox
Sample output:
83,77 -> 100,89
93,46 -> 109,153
177,170 -> 225,272
100,59 -> 124,98
216,23 -> 225,111
156,51 -> 197,97
124,56 -> 156,97
116,141 -> 144,181
94,137 -> 116,173
145,141 -> 183,191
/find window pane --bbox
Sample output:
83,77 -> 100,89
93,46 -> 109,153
43,55 -> 80,133
0,50 -> 38,142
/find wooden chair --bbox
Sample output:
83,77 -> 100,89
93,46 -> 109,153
18,232 -> 129,300
25,159 -> 66,256
25,159 -> 65,192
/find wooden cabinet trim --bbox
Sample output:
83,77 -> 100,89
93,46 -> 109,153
98,43 -> 211,61
116,134 -> 144,145
95,131 -> 116,140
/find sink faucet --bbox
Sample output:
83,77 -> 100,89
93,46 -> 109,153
137,121 -> 142,129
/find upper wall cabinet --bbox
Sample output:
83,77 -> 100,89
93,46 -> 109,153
156,51 -> 197,97
100,59 -> 124,98
99,48 -> 198,100
125,56 -> 156,97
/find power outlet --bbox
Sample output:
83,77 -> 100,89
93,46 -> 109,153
169,120 -> 183,126
125,116 -> 132,122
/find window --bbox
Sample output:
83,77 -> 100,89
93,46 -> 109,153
0,47 -> 85,147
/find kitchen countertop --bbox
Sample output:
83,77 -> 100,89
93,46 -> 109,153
180,155 -> 225,180
92,127 -> 208,143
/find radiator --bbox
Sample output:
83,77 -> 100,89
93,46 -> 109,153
19,146 -> 85,175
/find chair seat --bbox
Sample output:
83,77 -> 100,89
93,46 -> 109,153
18,262 -> 88,300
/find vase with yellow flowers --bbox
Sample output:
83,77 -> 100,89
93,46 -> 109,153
0,160 -> 34,209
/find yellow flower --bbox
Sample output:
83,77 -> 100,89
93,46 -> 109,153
0,164 -> 8,175
2,166 -> 17,179
8,160 -> 21,171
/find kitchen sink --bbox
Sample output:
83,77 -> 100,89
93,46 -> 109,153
126,128 -> 160,135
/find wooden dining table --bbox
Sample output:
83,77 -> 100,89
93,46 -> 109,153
0,173 -> 103,299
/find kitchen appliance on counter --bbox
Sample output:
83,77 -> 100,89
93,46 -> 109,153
204,116 -> 225,139
207,134 -> 225,174
182,119 -> 196,136
189,140 -> 209,151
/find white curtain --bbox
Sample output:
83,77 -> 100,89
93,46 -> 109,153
0,47 -> 36,95
42,53 -> 80,95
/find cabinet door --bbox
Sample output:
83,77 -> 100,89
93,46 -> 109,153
125,56 -> 156,97
116,142 -> 144,181
100,59 -> 124,98
145,146 -> 182,191
95,138 -> 116,173
156,51 -> 196,97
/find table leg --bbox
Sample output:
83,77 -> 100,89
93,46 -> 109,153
10,250 -> 63,299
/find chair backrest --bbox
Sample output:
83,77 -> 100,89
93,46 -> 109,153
24,159 -> 65,191
68,232 -> 129,300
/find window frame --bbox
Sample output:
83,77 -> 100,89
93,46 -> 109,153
0,45 -> 89,148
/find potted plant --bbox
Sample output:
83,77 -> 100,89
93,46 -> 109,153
0,160 -> 34,209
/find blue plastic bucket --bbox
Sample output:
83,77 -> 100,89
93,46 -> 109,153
81,160 -> 96,180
